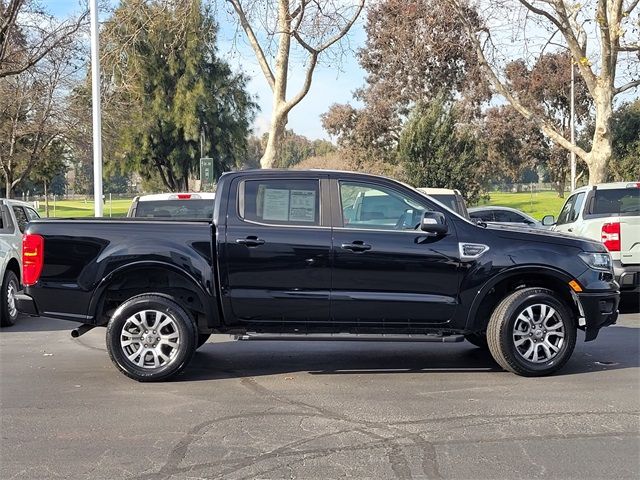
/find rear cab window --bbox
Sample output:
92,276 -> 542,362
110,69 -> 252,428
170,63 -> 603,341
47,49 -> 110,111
239,179 -> 320,226
585,187 -> 640,218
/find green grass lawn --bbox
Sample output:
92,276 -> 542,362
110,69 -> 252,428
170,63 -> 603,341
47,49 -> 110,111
36,199 -> 132,218
474,190 -> 567,220
34,190 -> 567,220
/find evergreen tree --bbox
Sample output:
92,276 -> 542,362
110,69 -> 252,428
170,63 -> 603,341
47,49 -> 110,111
398,97 -> 486,204
102,0 -> 257,191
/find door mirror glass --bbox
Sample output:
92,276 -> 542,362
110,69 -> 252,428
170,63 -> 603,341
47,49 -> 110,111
541,215 -> 555,226
420,211 -> 448,234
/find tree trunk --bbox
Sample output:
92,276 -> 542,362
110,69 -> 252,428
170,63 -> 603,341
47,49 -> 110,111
261,111 -> 288,168
585,85 -> 613,184
5,174 -> 12,198
259,0 -> 290,169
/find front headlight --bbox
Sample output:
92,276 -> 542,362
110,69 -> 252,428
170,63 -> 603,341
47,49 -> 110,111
579,252 -> 612,271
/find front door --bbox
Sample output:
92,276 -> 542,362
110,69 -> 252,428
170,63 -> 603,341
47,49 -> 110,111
553,191 -> 586,235
222,176 -> 331,326
331,179 -> 461,329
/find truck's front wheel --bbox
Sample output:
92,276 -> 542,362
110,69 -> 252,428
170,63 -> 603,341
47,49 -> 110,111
487,288 -> 576,377
106,294 -> 197,382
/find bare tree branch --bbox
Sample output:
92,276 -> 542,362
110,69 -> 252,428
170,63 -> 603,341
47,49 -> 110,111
227,0 -> 276,90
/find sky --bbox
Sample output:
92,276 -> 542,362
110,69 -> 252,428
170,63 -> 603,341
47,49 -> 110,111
45,0 -> 367,140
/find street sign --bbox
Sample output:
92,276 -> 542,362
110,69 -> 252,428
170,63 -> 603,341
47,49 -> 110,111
200,157 -> 214,186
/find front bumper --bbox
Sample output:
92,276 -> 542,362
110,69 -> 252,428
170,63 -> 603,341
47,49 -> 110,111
15,292 -> 39,316
613,260 -> 640,293
574,291 -> 619,341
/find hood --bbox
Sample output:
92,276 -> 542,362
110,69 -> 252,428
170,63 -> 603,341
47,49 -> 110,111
485,223 -> 606,252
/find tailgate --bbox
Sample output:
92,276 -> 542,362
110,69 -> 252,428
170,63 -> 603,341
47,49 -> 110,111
620,215 -> 640,265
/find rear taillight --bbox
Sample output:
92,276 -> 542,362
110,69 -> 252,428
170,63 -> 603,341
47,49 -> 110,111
22,234 -> 44,286
177,194 -> 192,199
601,222 -> 621,252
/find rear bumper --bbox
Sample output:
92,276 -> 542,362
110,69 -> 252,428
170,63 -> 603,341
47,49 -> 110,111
613,260 -> 640,293
575,291 -> 619,341
15,292 -> 39,316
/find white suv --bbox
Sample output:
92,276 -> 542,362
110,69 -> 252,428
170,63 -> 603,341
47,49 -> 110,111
543,182 -> 639,293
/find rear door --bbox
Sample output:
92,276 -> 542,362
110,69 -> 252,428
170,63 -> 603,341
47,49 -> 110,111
221,175 -> 332,326
330,177 -> 460,328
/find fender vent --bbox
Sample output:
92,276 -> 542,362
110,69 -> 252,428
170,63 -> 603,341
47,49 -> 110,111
459,242 -> 489,260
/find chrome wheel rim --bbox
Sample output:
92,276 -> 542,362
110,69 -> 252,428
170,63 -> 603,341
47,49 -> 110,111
6,280 -> 17,319
120,310 -> 180,369
512,303 -> 565,363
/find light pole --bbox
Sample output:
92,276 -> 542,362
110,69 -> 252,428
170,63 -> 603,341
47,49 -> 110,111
90,0 -> 103,217
570,61 -> 576,192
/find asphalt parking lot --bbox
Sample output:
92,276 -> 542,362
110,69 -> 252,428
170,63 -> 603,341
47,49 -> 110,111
1,307 -> 639,480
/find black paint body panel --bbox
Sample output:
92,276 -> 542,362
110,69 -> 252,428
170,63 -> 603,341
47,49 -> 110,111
24,170 -> 619,340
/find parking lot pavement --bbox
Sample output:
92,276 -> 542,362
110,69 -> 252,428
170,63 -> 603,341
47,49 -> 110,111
1,310 -> 639,480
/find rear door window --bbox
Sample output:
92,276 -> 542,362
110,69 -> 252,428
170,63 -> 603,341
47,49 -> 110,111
470,210 -> 494,222
239,179 -> 320,226
25,207 -> 40,220
12,206 -> 28,233
493,210 -> 527,223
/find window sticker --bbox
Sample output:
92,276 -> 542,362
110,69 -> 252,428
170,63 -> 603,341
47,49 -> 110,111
289,189 -> 316,222
262,188 -> 290,221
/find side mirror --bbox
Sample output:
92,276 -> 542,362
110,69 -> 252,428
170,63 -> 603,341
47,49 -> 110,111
420,211 -> 448,235
541,215 -> 555,226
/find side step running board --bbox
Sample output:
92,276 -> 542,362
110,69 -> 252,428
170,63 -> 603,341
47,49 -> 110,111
235,333 -> 464,343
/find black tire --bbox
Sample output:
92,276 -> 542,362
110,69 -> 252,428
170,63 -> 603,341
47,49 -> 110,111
106,294 -> 197,382
464,333 -> 488,349
1,270 -> 20,327
487,287 -> 576,377
196,333 -> 211,350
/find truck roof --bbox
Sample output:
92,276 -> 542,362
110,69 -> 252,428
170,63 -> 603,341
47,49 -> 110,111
571,182 -> 640,193
0,198 -> 36,208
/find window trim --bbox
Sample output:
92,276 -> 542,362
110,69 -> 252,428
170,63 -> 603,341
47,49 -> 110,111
236,177 -> 326,229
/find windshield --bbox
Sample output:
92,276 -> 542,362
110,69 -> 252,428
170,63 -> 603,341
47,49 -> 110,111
134,200 -> 214,219
589,189 -> 640,216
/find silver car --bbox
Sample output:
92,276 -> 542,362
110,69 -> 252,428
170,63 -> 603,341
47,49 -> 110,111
468,206 -> 549,229
1,199 -> 40,326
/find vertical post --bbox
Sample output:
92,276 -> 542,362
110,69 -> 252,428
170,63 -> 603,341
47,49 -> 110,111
90,0 -> 103,217
53,195 -> 56,217
109,193 -> 112,217
570,61 -> 576,192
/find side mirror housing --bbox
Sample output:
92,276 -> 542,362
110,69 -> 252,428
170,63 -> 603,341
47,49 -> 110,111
541,215 -> 555,226
420,211 -> 448,235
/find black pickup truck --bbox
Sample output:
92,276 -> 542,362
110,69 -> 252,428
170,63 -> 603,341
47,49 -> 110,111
17,170 -> 619,381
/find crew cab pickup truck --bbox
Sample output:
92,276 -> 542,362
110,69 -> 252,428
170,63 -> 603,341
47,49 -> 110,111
17,170 -> 620,381
544,182 -> 640,294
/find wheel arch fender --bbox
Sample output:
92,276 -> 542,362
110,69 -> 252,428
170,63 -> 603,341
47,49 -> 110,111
464,265 -> 577,332
88,260 -> 219,329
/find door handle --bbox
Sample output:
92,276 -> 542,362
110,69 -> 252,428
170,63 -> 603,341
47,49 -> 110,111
236,236 -> 265,247
341,241 -> 372,252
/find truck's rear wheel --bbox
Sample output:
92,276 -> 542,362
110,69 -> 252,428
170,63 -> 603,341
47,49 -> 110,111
1,270 -> 19,327
487,288 -> 576,377
106,294 -> 196,382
